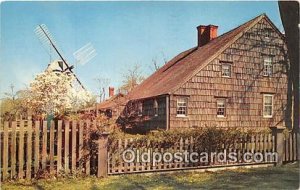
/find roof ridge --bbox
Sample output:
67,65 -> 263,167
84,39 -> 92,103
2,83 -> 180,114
168,14 -> 264,94
162,47 -> 197,72
127,14 -> 267,100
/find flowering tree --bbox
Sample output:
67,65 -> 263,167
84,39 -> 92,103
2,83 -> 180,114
27,70 -> 92,117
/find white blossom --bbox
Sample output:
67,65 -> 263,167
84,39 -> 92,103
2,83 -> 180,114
27,70 -> 92,116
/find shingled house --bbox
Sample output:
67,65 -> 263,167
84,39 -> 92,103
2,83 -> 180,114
111,14 -> 289,130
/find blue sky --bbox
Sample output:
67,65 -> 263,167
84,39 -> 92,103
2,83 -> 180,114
0,1 -> 283,98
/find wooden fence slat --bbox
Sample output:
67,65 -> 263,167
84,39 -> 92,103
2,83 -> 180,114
11,121 -> 17,178
272,134 -> 275,153
184,138 -> 189,167
263,134 -> 268,153
243,134 -> 247,162
129,138 -> 134,172
49,120 -> 55,174
26,120 -> 33,179
124,139 -> 128,172
147,140 -> 151,171
42,121 -> 47,169
64,120 -> 70,173
293,132 -> 296,161
78,121 -> 83,170
179,138 -> 183,168
268,133 -> 272,153
117,139 -> 122,173
57,120 -> 62,173
18,120 -> 25,179
3,122 -> 9,180
34,121 -> 40,174
290,133 -> 292,161
71,121 -> 77,172
85,120 -> 90,175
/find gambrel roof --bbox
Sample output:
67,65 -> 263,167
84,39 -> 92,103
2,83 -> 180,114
127,14 -> 284,100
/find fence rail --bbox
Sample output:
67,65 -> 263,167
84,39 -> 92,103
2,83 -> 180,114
107,133 -> 277,174
0,120 -> 299,181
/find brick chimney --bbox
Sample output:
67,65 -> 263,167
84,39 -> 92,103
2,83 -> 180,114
197,25 -> 218,47
109,87 -> 114,98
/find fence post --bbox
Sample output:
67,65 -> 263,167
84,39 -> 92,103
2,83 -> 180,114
297,132 -> 300,161
270,126 -> 285,165
97,132 -> 109,178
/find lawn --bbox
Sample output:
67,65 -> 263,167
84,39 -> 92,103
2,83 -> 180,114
1,163 -> 299,190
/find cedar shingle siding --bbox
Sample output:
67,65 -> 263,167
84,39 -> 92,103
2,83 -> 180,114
118,14 -> 288,130
170,18 -> 287,129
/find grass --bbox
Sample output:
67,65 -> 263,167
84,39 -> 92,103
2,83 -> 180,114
1,163 -> 299,190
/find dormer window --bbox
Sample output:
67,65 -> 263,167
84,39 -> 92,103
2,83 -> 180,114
263,57 -> 272,76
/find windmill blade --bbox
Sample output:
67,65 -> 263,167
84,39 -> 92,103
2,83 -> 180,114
34,24 -> 86,90
73,43 -> 97,65
34,24 -> 65,63
34,24 -> 63,60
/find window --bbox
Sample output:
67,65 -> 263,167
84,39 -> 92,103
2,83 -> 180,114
177,98 -> 188,116
222,64 -> 232,77
153,99 -> 158,116
217,99 -> 226,117
263,57 -> 272,76
138,102 -> 143,116
265,28 -> 271,40
263,94 -> 273,118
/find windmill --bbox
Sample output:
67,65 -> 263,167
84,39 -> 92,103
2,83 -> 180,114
34,24 -> 97,91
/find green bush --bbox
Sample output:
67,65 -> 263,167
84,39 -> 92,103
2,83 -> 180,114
108,127 -> 270,154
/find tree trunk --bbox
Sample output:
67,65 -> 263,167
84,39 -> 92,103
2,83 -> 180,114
278,1 -> 299,132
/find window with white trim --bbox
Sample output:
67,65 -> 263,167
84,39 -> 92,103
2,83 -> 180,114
177,98 -> 188,116
263,94 -> 273,118
217,99 -> 226,117
222,64 -> 232,77
153,99 -> 158,116
263,57 -> 272,76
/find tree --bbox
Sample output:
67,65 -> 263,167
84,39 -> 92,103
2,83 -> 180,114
149,52 -> 168,72
94,77 -> 110,102
119,64 -> 145,94
26,70 -> 92,118
0,84 -> 30,120
278,1 -> 299,131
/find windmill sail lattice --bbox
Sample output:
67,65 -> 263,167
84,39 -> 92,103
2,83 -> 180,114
73,43 -> 97,66
34,24 -> 86,90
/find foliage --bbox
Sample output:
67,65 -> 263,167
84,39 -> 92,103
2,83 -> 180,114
108,127 -> 270,154
0,89 -> 31,120
79,113 -> 116,171
26,70 -> 93,117
119,64 -> 145,94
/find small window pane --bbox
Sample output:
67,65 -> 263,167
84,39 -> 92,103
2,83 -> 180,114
263,58 -> 272,76
217,99 -> 226,117
222,64 -> 231,77
177,98 -> 188,116
263,95 -> 273,117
